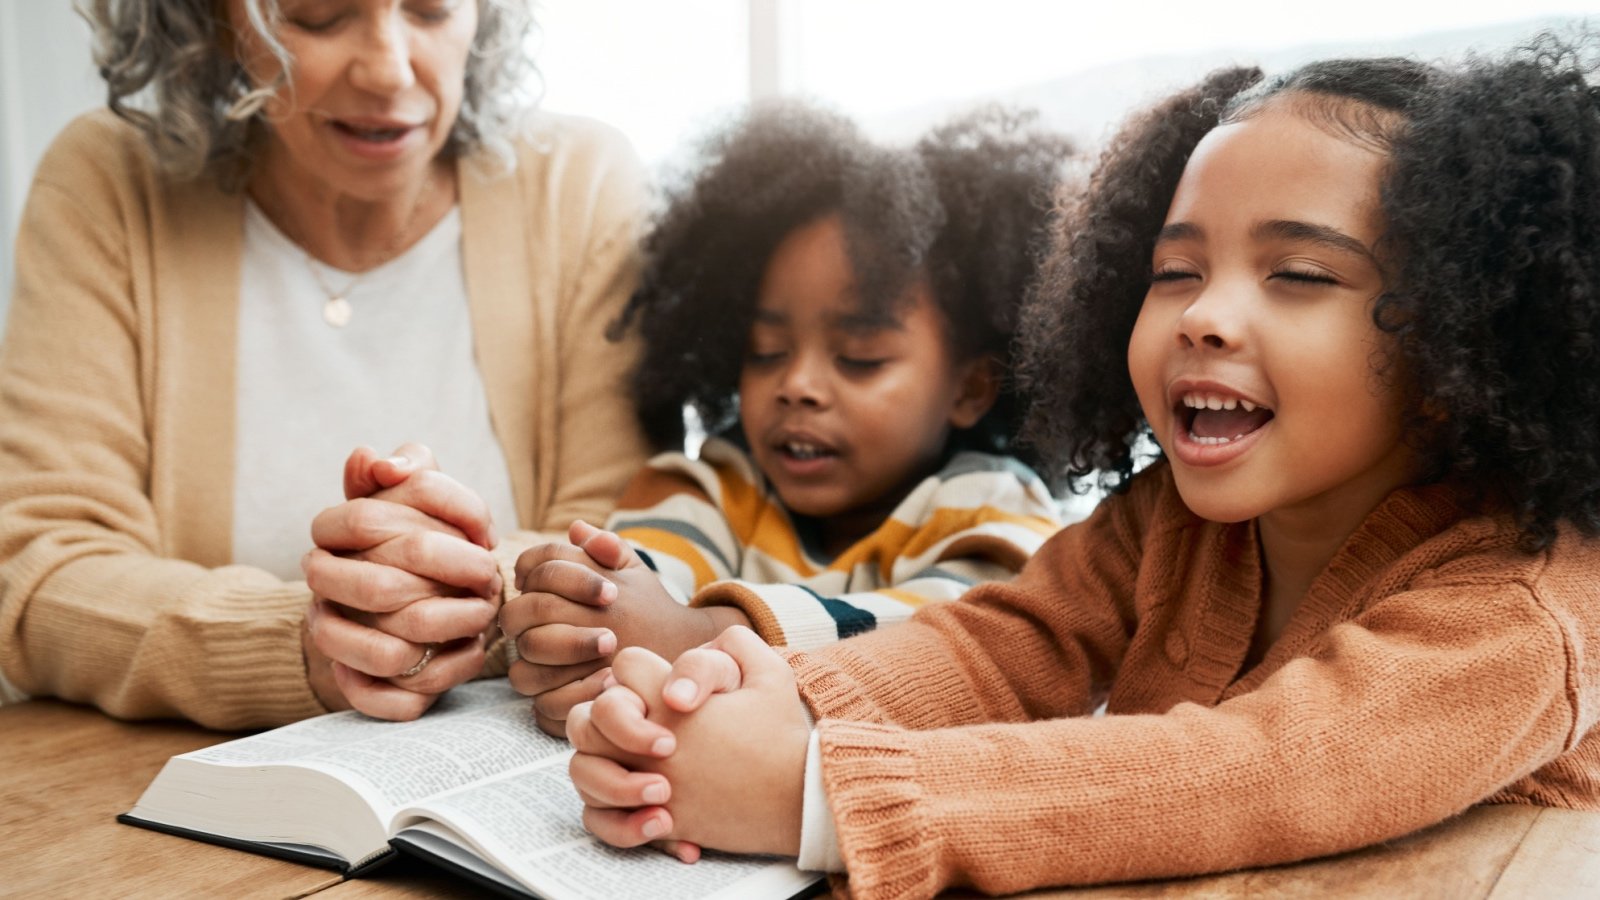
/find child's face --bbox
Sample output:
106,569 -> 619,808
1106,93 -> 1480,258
1127,101 -> 1417,532
739,214 -> 994,525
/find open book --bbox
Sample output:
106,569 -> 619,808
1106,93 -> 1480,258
120,680 -> 821,900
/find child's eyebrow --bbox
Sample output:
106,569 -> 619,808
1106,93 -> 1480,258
1154,222 -> 1202,245
832,311 -> 904,334
1252,219 -> 1376,262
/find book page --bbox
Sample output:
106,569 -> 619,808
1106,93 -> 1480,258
394,762 -> 819,900
185,681 -> 567,813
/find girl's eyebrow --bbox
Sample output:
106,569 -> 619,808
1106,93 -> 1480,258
1252,220 -> 1376,262
1154,222 -> 1201,245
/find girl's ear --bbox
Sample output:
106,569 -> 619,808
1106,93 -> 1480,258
948,356 -> 1002,430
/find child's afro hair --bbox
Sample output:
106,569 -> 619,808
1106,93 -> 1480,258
612,100 -> 1075,470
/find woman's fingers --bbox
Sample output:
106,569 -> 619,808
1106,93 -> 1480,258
387,634 -> 486,695
370,468 -> 495,549
313,497 -> 470,551
331,662 -> 439,721
303,547 -> 453,614
360,595 -> 500,644
307,598 -> 472,681
308,526 -> 500,601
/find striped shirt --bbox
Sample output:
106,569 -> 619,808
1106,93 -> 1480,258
606,437 -> 1064,649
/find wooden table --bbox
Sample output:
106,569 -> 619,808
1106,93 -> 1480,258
5,698 -> 1600,899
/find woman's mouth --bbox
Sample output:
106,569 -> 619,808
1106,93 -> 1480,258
332,121 -> 414,143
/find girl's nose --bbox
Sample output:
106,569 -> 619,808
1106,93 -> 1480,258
776,353 -> 830,408
350,15 -> 416,94
1175,283 -> 1245,351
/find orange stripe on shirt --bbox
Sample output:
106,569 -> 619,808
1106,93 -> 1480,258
613,526 -> 719,589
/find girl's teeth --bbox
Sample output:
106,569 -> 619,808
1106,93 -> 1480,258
1181,392 -> 1262,412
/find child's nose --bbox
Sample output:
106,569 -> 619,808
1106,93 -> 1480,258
776,355 -> 830,407
1176,283 -> 1246,351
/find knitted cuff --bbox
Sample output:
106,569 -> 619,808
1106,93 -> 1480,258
691,581 -> 789,646
785,649 -> 888,725
817,720 -> 938,900
189,574 -> 328,728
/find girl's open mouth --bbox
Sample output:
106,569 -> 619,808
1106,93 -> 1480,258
1178,392 -> 1275,445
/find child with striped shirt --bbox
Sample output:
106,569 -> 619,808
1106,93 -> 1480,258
502,104 -> 1076,734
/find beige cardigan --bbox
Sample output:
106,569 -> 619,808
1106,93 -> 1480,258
0,110 -> 649,729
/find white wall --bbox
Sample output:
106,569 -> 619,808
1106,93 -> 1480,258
0,0 -> 103,333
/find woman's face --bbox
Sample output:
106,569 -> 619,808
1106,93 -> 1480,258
229,0 -> 478,200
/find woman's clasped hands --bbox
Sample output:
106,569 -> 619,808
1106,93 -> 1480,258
565,626 -> 811,861
302,443 -> 505,721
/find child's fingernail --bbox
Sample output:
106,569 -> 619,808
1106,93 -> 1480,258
651,735 -> 676,756
642,816 -> 667,839
384,455 -> 410,469
596,630 -> 617,655
665,679 -> 697,706
599,582 -> 617,604
642,782 -> 669,805
600,670 -> 617,690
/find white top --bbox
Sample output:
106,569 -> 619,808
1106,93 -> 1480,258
233,200 -> 520,580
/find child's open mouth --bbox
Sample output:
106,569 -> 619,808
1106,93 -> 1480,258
1178,392 -> 1275,445
781,440 -> 837,462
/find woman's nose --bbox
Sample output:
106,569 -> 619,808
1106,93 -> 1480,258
350,15 -> 416,94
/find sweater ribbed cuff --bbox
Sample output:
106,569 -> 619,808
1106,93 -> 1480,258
692,582 -> 789,647
786,650 -> 886,725
188,573 -> 327,728
816,720 -> 937,900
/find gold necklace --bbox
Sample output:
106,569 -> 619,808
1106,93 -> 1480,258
267,173 -> 440,329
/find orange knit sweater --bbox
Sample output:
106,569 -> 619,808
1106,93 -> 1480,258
789,463 -> 1600,899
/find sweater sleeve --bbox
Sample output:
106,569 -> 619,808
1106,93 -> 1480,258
0,121 -> 325,729
801,547 -> 1588,898
694,462 -> 1065,650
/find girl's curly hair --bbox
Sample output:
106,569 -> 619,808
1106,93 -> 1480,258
614,101 -> 1075,465
1019,34 -> 1600,550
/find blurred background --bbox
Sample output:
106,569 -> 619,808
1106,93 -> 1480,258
0,0 -> 1594,329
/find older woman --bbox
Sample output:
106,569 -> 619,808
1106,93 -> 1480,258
0,0 -> 648,728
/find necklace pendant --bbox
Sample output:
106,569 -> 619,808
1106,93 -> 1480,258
323,296 -> 352,328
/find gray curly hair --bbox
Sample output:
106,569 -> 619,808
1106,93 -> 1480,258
79,0 -> 536,188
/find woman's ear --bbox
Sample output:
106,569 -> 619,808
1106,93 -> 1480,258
948,356 -> 1001,429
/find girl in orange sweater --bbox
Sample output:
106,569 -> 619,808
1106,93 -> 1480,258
561,39 -> 1600,899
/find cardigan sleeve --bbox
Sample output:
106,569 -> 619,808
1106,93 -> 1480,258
798,537 -> 1593,898
0,119 -> 325,729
